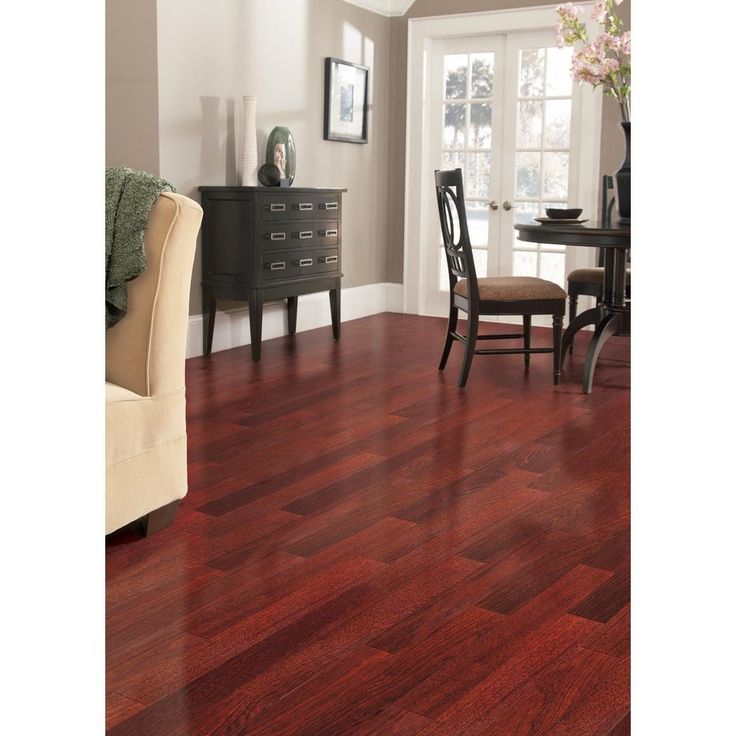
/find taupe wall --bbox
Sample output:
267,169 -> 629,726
105,0 -> 160,175
386,0 -> 630,282
156,0 -> 391,315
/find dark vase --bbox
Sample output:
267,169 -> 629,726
614,121 -> 630,225
265,126 -> 296,186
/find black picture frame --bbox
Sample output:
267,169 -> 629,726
324,57 -> 369,144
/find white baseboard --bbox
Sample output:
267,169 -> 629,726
186,282 -> 405,358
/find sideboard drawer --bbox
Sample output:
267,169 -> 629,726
261,248 -> 339,281
259,194 -> 342,221
261,221 -> 338,250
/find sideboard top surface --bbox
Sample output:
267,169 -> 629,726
199,186 -> 347,193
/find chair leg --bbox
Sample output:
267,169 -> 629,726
553,314 -> 563,385
458,310 -> 478,388
439,305 -> 459,370
523,314 -> 531,369
568,294 -> 578,354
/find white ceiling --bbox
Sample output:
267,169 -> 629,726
340,0 -> 416,17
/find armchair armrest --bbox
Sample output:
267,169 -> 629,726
105,192 -> 202,397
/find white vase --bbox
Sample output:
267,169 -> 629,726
240,95 -> 258,186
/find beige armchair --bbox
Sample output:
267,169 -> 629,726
106,192 -> 202,535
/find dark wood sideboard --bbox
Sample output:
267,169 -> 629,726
198,186 -> 347,361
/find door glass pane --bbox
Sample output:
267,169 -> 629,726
545,47 -> 573,96
516,152 -> 541,197
444,54 -> 468,99
518,48 -> 545,97
514,250 -> 538,277
443,103 -> 466,148
441,150 -> 465,173
466,153 -> 491,199
513,201 -> 539,225
544,99 -> 571,148
542,152 -> 569,199
470,53 -> 495,98
517,100 -> 543,148
469,103 -> 492,148
512,45 -> 572,286
466,201 -> 489,247
540,251 -> 565,287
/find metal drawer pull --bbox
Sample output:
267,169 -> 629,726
297,231 -> 313,239
269,203 -> 286,212
320,201 -> 339,210
296,202 -> 313,211
319,229 -> 338,237
320,255 -> 339,264
268,232 -> 286,240
267,261 -> 286,271
297,258 -> 313,267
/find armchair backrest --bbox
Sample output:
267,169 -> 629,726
105,192 -> 202,397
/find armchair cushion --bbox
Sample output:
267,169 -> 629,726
105,383 -> 185,467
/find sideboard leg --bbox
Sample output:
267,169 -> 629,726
329,285 -> 341,340
203,292 -> 217,356
248,289 -> 263,361
287,296 -> 298,335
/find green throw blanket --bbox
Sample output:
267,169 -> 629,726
105,166 -> 175,329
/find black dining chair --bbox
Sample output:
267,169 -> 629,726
435,168 -> 567,388
566,175 -> 630,353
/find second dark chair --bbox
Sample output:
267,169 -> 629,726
566,175 -> 630,353
435,168 -> 566,388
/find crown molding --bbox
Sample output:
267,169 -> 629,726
340,0 -> 415,17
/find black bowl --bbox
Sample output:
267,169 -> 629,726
545,207 -> 583,219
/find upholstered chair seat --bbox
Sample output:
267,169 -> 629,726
567,267 -> 631,285
455,276 -> 566,302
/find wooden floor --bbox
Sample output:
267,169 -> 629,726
106,312 -> 630,735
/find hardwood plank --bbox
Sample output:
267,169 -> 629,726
106,693 -> 146,731
582,603 -> 630,659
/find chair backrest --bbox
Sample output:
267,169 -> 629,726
597,174 -> 616,266
434,168 -> 478,299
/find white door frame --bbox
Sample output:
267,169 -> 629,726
402,3 -> 603,316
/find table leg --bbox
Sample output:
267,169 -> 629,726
582,312 -> 620,394
602,247 -> 615,305
561,306 -> 603,365
611,247 -> 628,310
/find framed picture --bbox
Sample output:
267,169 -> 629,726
324,57 -> 369,144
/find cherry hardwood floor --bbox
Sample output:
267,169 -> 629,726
106,313 -> 630,735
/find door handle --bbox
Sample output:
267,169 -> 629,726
488,200 -> 499,210
502,201 -> 515,211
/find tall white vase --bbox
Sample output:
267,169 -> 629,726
240,95 -> 258,186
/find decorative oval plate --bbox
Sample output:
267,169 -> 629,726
534,217 -> 589,225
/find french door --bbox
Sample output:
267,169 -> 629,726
425,30 -> 589,317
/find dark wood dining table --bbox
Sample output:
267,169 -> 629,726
515,220 -> 630,393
